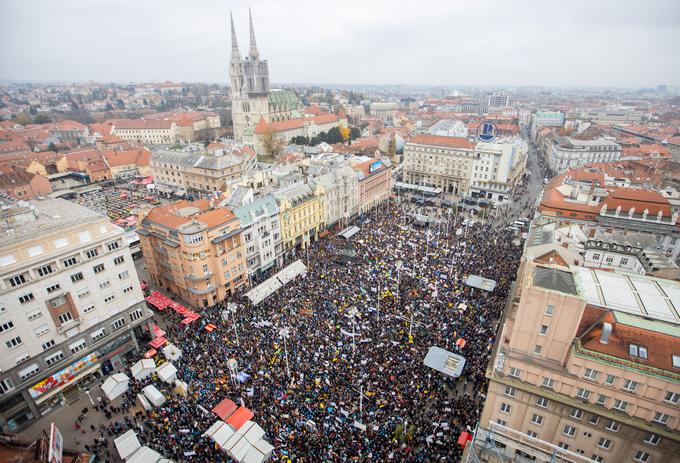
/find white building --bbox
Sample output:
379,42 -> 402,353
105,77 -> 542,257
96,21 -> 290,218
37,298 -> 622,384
230,192 -> 283,278
369,102 -> 399,119
469,138 -> 528,202
530,111 -> 565,140
548,137 -> 621,172
0,198 -> 151,431
309,162 -> 359,228
487,93 -> 510,108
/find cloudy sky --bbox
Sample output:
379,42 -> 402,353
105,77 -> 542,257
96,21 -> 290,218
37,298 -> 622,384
2,0 -> 679,87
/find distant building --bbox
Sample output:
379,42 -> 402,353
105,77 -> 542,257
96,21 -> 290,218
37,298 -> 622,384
427,119 -> 469,138
530,111 -> 565,140
487,93 -> 510,108
0,169 -> 52,199
548,138 -> 621,172
252,112 -> 346,156
469,139 -> 528,202
107,119 -> 178,145
103,148 -> 152,180
137,199 -> 249,306
0,198 -> 150,431
369,102 -> 399,119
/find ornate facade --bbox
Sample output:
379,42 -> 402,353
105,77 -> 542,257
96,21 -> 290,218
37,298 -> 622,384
229,11 -> 301,143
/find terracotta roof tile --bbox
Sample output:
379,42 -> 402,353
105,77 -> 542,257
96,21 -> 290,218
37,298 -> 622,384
407,134 -> 473,149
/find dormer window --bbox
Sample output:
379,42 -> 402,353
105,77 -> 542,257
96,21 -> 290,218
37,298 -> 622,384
629,344 -> 648,360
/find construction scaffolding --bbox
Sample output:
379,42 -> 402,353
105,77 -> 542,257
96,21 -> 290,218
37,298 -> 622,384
465,422 -> 595,463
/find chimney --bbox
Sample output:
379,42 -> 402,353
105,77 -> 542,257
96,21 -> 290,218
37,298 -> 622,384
600,322 -> 612,344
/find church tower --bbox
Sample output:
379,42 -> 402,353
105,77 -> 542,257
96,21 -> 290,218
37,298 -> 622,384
229,10 -> 271,143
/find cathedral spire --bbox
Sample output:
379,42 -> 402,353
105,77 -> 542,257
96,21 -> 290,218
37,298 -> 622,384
230,10 -> 241,60
248,8 -> 260,59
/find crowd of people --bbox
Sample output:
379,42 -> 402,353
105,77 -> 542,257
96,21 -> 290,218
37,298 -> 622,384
94,200 -> 524,462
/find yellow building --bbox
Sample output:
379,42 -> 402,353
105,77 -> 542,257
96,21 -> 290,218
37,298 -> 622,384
136,199 -> 249,307
104,149 -> 151,180
274,183 -> 325,254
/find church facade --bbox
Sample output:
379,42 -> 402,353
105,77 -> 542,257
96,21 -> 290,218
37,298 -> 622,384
229,11 -> 301,144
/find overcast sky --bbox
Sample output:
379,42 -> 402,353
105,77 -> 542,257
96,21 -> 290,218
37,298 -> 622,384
2,0 -> 679,87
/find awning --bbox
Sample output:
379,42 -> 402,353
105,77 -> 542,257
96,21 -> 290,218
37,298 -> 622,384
227,407 -> 254,431
465,275 -> 497,292
338,226 -> 360,239
145,291 -> 173,310
212,398 -> 238,420
148,337 -> 167,348
143,349 -> 157,359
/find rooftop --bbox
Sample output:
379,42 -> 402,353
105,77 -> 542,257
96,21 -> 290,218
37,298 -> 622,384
532,266 -> 578,295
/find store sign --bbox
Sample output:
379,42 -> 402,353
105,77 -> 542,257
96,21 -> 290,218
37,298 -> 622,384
29,353 -> 98,399
48,422 -> 63,463
369,161 -> 382,173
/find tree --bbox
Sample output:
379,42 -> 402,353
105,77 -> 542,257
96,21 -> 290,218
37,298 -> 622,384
116,98 -> 125,110
12,113 -> 32,126
33,114 -> 51,124
48,142 -> 59,152
349,127 -> 361,140
261,128 -> 286,160
291,135 -> 310,145
388,134 -> 397,159
339,125 -> 350,141
105,103 -> 114,111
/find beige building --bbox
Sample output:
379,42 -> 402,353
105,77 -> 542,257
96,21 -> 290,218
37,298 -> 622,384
107,119 -> 179,145
369,101 -> 399,119
274,183 -> 325,254
471,257 -> 680,463
137,199 -> 249,307
349,157 -> 394,214
150,146 -> 257,195
144,111 -> 221,143
0,198 -> 150,432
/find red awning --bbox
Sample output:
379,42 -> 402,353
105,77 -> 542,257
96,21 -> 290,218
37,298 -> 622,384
205,324 -> 216,332
150,324 -> 166,339
458,431 -> 471,447
181,317 -> 195,325
143,349 -> 157,359
148,337 -> 167,348
226,406 -> 254,430
145,291 -> 173,311
212,398 -> 238,420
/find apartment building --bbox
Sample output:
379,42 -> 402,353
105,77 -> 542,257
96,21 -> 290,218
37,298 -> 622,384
310,162 -> 359,228
530,111 -> 565,141
136,199 -> 249,307
473,260 -> 680,463
231,193 -> 283,278
369,102 -> 399,119
0,198 -> 150,432
402,135 -> 476,196
488,94 -> 510,108
150,146 -> 257,195
274,183 -> 324,254
107,119 -> 179,145
469,139 -> 527,203
349,157 -> 393,214
548,138 -> 622,173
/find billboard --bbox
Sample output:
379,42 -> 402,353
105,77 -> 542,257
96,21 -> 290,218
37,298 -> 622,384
30,353 -> 98,399
48,422 -> 64,463
368,161 -> 382,173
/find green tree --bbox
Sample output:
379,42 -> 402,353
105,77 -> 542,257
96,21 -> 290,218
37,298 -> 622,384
33,114 -> 51,124
350,127 -> 361,140
48,142 -> 59,152
12,113 -> 32,126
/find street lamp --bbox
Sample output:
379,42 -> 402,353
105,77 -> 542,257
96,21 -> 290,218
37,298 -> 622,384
278,326 -> 291,379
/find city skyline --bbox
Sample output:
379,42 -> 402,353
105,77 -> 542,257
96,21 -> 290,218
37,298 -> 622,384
2,0 -> 679,88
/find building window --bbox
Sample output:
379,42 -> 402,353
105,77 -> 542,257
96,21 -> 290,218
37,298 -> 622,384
644,433 -> 660,446
0,378 -> 15,394
107,241 -> 120,251
592,253 -> 601,260
83,305 -> 95,313
576,388 -> 591,400
629,344 -> 648,359
93,264 -> 105,274
5,336 -> 23,349
596,394 -> 608,406
45,351 -> 65,366
19,363 -> 40,381
129,309 -> 143,321
85,248 -> 99,259
99,280 -> 111,289
527,430 -> 538,438
633,451 -> 650,463
509,367 -> 521,378
542,377 -> 555,389
539,325 -> 548,335
673,355 -> 680,368
69,339 -> 86,354
589,415 -> 600,425
597,438 -> 612,450
41,339 -> 55,350
557,442 -> 569,450
584,368 -> 599,381
77,289 -> 90,299
0,320 -> 15,333
536,397 -> 550,408
91,328 -> 107,341
504,386 -> 516,397
605,420 -> 620,432
27,310 -> 43,321
622,379 -> 639,393
112,318 -> 126,331
620,258 -> 628,265
62,256 -> 78,267
496,419 -> 507,427
591,455 -> 603,463
663,391 -> 679,404
36,264 -> 53,277
114,256 -> 125,265
604,374 -> 617,386
18,293 -> 35,304
533,345 -> 542,355
118,270 -> 129,280
123,286 -> 134,294
545,304 -> 554,316
71,272 -> 84,283
46,283 -> 61,293
33,324 -> 49,336
15,353 -> 30,365
500,402 -> 512,414
104,294 -> 115,303
613,400 -> 629,412
7,274 -> 28,287
563,425 -> 576,437
652,412 -> 670,424
531,414 -> 543,425
58,312 -> 73,324
570,408 -> 583,420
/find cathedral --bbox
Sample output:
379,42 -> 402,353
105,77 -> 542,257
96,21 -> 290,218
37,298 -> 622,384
229,10 -> 301,143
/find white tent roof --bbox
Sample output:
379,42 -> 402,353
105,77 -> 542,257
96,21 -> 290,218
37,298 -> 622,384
162,344 -> 182,361
102,373 -> 130,401
155,362 -> 177,383
142,385 -> 166,407
204,420 -> 235,449
131,359 -> 156,380
114,430 -> 141,461
245,260 -> 307,305
127,446 -> 162,463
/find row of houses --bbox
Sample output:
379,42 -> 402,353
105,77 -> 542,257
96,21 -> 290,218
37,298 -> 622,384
137,154 -> 393,307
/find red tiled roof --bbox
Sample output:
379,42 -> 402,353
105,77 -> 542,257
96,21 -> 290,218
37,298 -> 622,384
108,119 -> 175,130
104,148 -> 150,168
407,134 -> 473,149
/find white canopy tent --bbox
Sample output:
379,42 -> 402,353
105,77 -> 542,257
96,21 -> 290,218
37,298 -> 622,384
127,446 -> 162,463
155,362 -> 177,384
338,225 -> 360,239
114,430 -> 141,461
131,359 -> 156,380
204,420 -> 235,450
102,373 -> 130,401
245,260 -> 307,305
137,393 -> 152,411
174,379 -> 188,397
162,343 -> 182,361
142,385 -> 166,407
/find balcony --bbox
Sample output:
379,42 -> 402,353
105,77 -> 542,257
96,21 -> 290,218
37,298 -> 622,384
187,284 -> 216,295
184,271 -> 213,282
